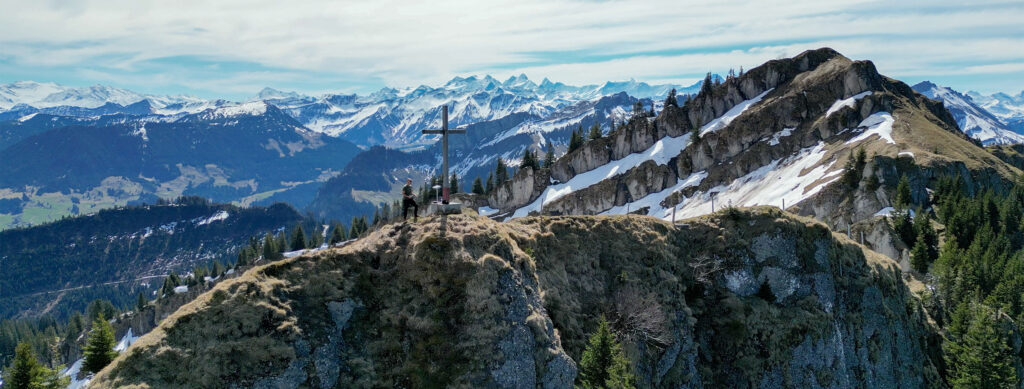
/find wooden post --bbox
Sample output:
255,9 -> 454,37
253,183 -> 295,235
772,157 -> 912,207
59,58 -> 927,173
672,206 -> 676,225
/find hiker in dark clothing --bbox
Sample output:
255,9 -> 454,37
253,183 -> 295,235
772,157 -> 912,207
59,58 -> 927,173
402,178 -> 418,221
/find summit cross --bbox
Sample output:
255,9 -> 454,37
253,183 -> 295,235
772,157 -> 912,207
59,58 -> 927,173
422,105 -> 466,204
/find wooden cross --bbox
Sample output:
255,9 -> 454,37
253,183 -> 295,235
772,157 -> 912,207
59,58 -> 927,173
422,105 -> 465,204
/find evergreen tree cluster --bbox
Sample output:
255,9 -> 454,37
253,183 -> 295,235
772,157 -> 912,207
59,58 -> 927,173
2,342 -> 68,389
840,148 -> 868,190
917,174 -> 1024,386
520,148 -> 539,171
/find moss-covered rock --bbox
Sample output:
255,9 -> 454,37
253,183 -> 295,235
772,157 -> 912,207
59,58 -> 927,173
92,208 -> 943,388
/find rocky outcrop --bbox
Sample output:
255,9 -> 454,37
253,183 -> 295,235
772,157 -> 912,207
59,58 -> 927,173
486,47 -> 1021,267
92,209 -> 944,388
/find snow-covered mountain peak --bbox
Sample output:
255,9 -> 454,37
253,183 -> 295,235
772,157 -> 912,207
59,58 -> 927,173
912,81 -> 1024,145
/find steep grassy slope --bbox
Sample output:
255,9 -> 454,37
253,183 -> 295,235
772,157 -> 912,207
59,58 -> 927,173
92,209 -> 942,388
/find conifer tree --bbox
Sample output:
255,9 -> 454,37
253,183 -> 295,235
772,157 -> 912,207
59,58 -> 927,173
521,149 -> 537,170
569,127 -> 584,153
691,118 -> 703,144
290,225 -> 306,251
329,222 -> 346,245
665,88 -> 678,108
895,175 -> 912,210
485,172 -> 495,194
946,303 -> 1017,388
83,313 -> 118,374
262,233 -> 280,261
544,141 -> 555,168
700,72 -> 714,96
450,173 -> 459,194
275,232 -> 287,254
578,317 -> 636,389
632,101 -> 644,119
911,239 -> 930,273
349,217 -> 361,238
5,342 -> 37,389
496,158 -> 509,184
3,342 -> 68,389
589,123 -> 602,140
472,176 -> 485,194
136,292 -> 147,311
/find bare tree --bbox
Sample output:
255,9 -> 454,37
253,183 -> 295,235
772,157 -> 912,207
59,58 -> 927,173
610,285 -> 670,348
688,255 -> 724,286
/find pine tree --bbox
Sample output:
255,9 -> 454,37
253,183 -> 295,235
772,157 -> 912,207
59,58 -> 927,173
521,149 -> 537,170
632,101 -> 644,119
589,123 -> 602,140
450,173 -> 459,194
262,233 -> 280,261
578,317 -> 636,388
3,342 -> 68,389
485,172 -> 495,195
349,217 -> 361,238
5,342 -> 37,389
914,211 -> 939,261
665,88 -> 678,108
911,239 -> 930,273
544,141 -> 555,168
691,118 -> 702,145
329,222 -> 346,245
136,292 -> 147,311
275,232 -> 287,254
569,126 -> 584,153
946,303 -> 1017,388
891,208 -> 916,247
83,313 -> 118,374
496,158 -> 508,184
895,175 -> 912,210
472,176 -> 485,194
290,225 -> 306,251
700,72 -> 714,96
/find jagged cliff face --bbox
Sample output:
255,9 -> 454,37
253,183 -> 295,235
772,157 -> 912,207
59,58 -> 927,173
486,48 -> 1019,265
92,209 -> 942,388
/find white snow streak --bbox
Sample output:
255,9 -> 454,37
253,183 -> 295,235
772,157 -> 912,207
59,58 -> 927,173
768,127 -> 794,146
196,210 -> 229,226
826,91 -> 872,118
510,133 -> 692,219
599,170 -> 708,218
676,142 -> 842,219
114,328 -> 140,352
845,112 -> 896,145
700,89 -> 773,136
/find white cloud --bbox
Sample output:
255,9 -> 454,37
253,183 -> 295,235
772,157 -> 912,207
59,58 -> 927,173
2,0 -> 1024,95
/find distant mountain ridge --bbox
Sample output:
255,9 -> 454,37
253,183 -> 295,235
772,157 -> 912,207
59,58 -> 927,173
912,81 -> 1024,145
0,75 -> 690,148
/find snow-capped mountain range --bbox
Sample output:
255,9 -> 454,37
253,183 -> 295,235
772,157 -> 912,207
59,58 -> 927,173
967,90 -> 1024,134
912,81 -> 1024,145
0,75 -> 692,148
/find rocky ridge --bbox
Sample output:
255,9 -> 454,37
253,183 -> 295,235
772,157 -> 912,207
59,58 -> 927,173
486,48 -> 1020,268
92,208 -> 942,388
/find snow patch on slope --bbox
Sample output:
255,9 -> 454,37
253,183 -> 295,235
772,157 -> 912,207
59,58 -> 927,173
676,142 -> 842,219
826,91 -> 872,118
114,328 -> 140,352
700,89 -> 773,136
600,170 -> 708,218
196,210 -> 230,226
509,133 -> 692,219
845,112 -> 895,145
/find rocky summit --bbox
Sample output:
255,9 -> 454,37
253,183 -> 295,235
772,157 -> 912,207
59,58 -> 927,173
91,208 -> 941,388
486,48 -> 1020,271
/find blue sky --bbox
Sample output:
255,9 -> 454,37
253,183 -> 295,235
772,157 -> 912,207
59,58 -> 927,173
3,0 -> 1024,100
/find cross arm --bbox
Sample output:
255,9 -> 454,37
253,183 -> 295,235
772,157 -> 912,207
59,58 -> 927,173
421,129 -> 468,134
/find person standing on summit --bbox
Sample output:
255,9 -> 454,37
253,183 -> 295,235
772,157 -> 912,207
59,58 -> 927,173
402,178 -> 418,222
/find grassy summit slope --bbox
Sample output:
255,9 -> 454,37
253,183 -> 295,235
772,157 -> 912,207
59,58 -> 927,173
92,208 -> 942,388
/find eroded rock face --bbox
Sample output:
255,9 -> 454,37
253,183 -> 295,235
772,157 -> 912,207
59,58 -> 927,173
92,211 -> 942,388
